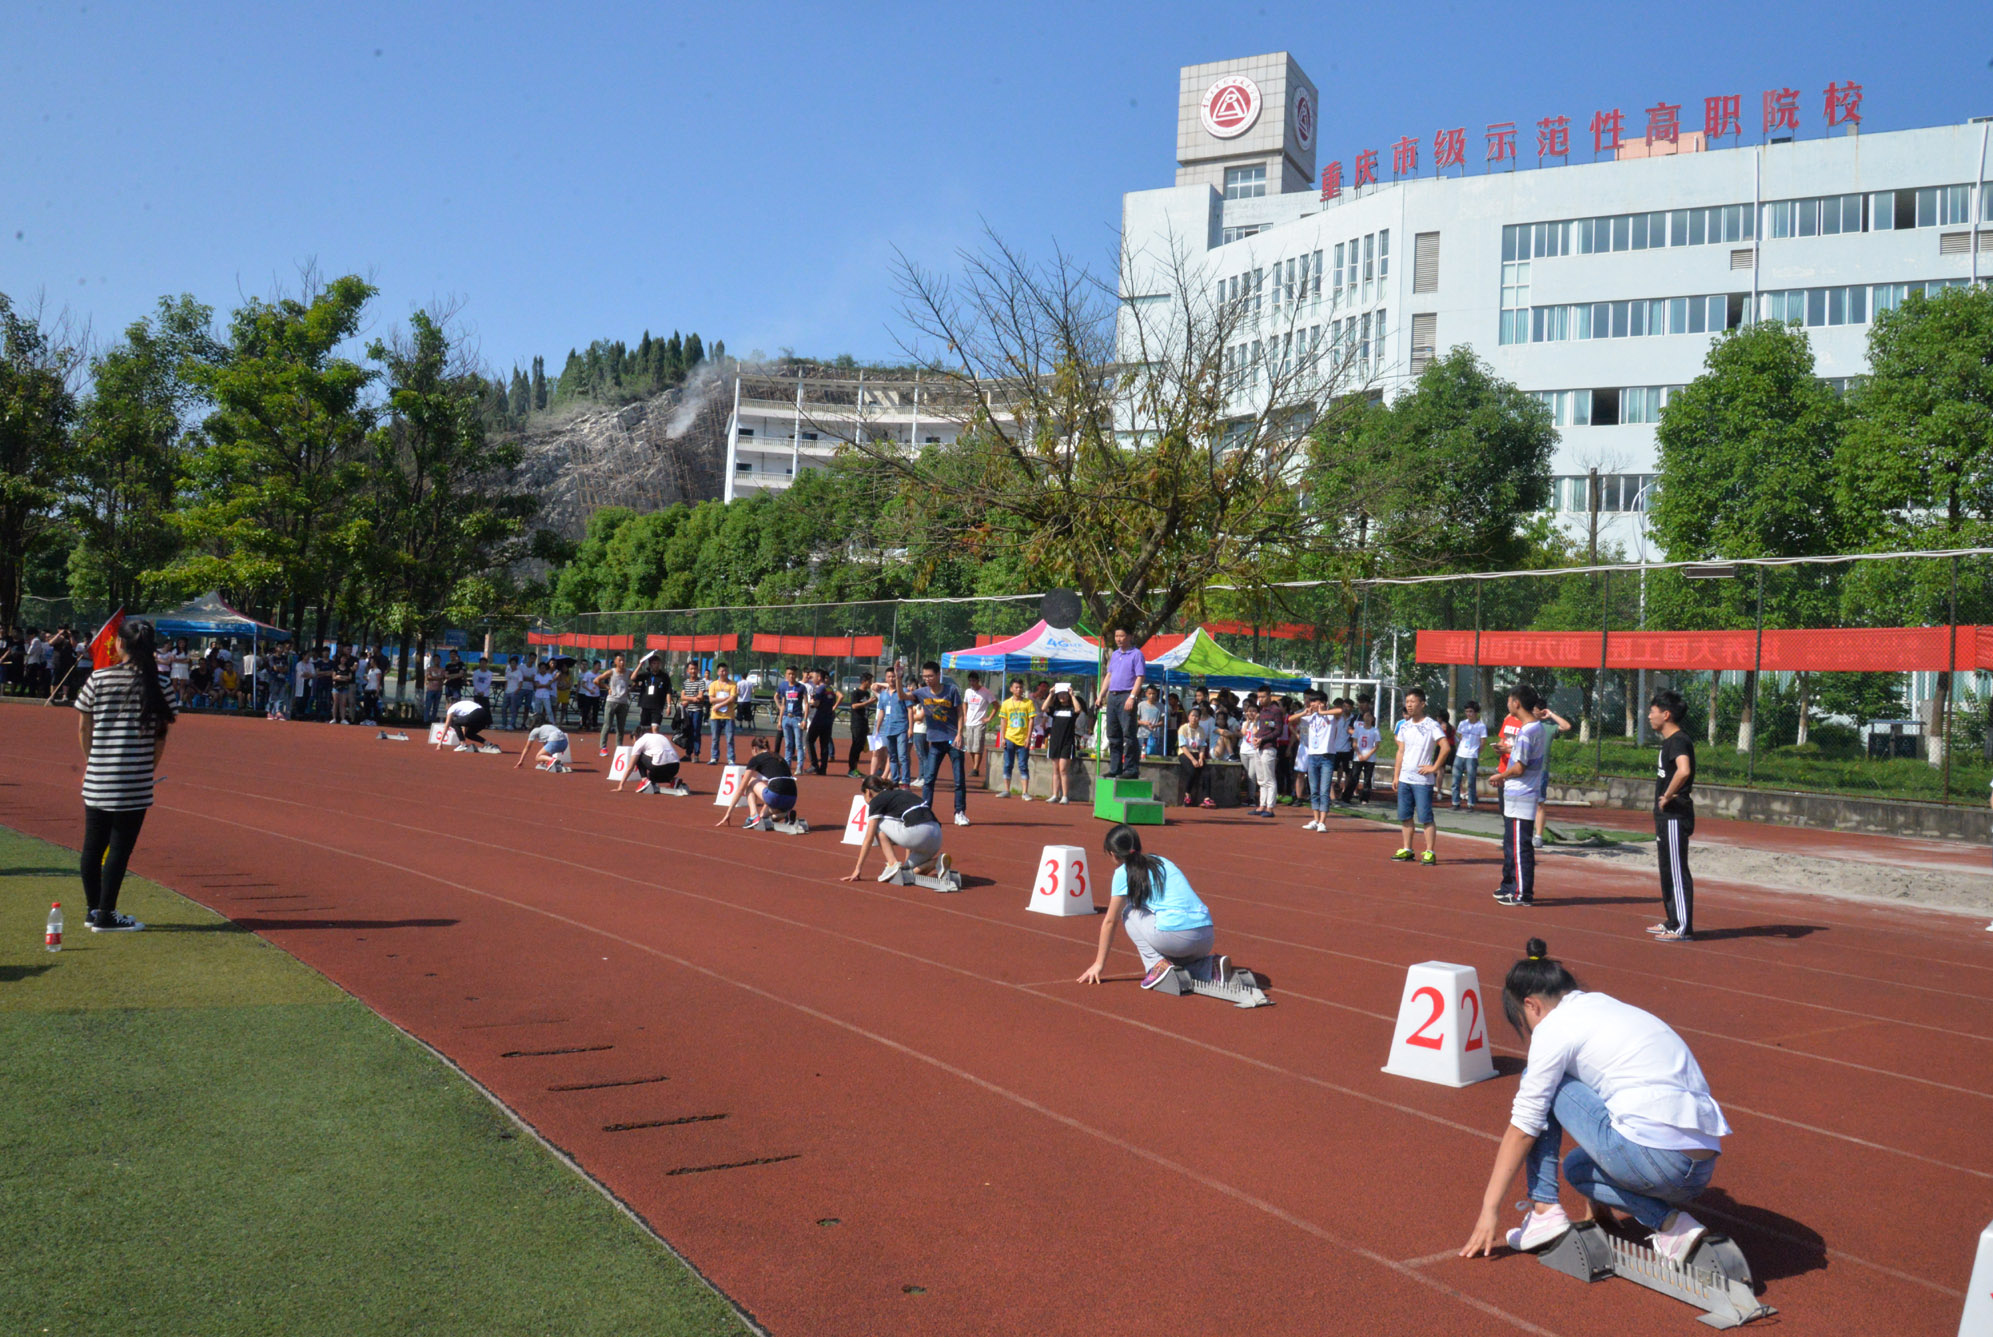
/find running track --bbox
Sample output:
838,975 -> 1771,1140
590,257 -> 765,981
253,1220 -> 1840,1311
3,708 -> 1987,1336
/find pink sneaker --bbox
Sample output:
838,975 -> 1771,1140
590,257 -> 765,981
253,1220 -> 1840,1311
1139,961 -> 1176,990
1505,1203 -> 1571,1252
1649,1211 -> 1707,1264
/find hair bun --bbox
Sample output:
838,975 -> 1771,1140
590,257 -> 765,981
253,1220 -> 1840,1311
1524,937 -> 1549,960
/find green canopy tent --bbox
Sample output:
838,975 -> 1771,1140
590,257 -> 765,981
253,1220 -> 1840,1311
1142,628 -> 1311,691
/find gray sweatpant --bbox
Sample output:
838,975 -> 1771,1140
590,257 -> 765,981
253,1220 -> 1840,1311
1122,908 -> 1215,974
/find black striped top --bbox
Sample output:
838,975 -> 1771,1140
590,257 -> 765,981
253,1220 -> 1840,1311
76,664 -> 171,811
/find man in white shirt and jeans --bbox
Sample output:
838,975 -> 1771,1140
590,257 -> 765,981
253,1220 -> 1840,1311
1391,688 -> 1451,865
1451,700 -> 1488,810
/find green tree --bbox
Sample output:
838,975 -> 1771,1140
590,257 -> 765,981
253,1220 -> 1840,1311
0,294 -> 81,629
508,366 -> 530,421
69,295 -> 218,612
683,332 -> 704,367
364,310 -> 537,677
166,274 -> 378,634
1836,285 -> 1993,766
1650,321 -> 1847,749
530,355 -> 547,410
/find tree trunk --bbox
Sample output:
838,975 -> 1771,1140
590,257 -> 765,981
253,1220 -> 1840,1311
1621,670 -> 1637,737
1707,673 -> 1720,744
1925,674 -> 1949,771
1795,672 -> 1811,747
1736,669 -> 1757,753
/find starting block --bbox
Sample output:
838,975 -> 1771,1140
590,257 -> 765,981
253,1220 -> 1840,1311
536,759 -> 573,773
712,764 -> 748,806
1152,963 -> 1271,1008
606,746 -> 633,782
637,780 -> 691,796
841,794 -> 871,846
888,859 -> 963,894
376,731 -> 410,742
1027,845 -> 1094,917
1380,961 -> 1496,1087
1536,1220 -> 1774,1329
747,813 -> 809,835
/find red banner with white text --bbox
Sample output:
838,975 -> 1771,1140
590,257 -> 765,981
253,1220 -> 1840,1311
1417,625 -> 1988,672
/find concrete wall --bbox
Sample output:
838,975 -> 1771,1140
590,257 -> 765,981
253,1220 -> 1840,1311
1545,777 -> 1993,843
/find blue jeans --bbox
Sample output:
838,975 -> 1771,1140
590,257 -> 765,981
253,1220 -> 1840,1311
1002,740 -> 1031,785
707,718 -> 736,764
423,688 -> 443,724
880,730 -> 909,784
1306,753 -> 1335,812
921,737 -> 967,815
1452,754 -> 1480,805
1396,781 -> 1435,826
781,716 -> 806,765
1526,1078 -> 1717,1230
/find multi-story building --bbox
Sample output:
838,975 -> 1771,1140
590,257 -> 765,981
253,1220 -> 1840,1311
723,366 -> 1008,502
1121,52 -> 1993,550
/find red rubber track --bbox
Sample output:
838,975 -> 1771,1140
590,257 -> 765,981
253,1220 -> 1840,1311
3,708 -> 1986,1336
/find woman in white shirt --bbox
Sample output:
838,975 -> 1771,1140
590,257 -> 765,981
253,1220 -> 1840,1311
1461,938 -> 1730,1265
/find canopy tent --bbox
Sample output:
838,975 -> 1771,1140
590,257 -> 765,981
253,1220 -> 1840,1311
941,620 -> 1101,676
1142,628 -> 1310,690
148,591 -> 291,643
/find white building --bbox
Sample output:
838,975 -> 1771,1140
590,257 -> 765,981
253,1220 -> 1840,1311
722,367 -> 1001,502
1121,53 -> 1993,550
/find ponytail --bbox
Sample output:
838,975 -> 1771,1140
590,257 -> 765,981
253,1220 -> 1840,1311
117,619 -> 175,739
1103,824 -> 1162,913
860,775 -> 898,799
1501,938 -> 1581,1038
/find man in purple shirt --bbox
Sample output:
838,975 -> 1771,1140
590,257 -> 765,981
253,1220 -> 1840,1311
1102,626 -> 1146,779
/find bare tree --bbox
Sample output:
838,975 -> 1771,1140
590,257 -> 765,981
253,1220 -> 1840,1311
845,226 -> 1390,639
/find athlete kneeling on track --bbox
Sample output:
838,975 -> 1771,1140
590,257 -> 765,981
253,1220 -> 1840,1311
622,724 -> 686,795
715,737 -> 798,828
839,776 -> 951,884
514,722 -> 571,771
1460,938 -> 1731,1263
1078,825 -> 1231,990
444,697 -> 500,752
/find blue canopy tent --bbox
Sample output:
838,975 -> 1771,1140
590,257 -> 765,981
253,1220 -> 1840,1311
149,591 -> 291,684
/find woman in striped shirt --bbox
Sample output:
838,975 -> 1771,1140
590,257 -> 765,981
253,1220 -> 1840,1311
74,618 -> 177,932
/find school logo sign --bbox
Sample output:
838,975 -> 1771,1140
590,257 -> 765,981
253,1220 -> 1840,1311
1201,75 -> 1262,139
1294,88 -> 1316,151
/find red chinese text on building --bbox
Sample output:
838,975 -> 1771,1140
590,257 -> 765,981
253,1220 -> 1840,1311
1353,149 -> 1379,188
1486,122 -> 1517,163
1763,87 -> 1800,134
1824,81 -> 1862,127
1704,94 -> 1741,139
1434,126 -> 1466,170
1645,101 -> 1680,145
1536,115 -> 1570,158
1391,135 -> 1419,176
1590,108 -> 1624,153
1319,160 -> 1343,201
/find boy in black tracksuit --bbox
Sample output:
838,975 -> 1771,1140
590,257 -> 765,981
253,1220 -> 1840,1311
1648,689 -> 1696,942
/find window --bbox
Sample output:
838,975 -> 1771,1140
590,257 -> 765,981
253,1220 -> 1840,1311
1413,231 -> 1440,293
1525,292 -> 1740,343
1512,203 -> 1753,261
1311,249 -> 1324,299
1532,388 -> 1592,426
737,427 -> 755,437
1378,230 -> 1390,283
1223,164 -> 1266,200
1758,285 -> 1868,328
1549,473 -> 1657,513
736,459 -> 754,473
1219,224 -> 1264,244
1498,261 -> 1530,345
1592,387 -> 1621,426
1362,232 -> 1376,300
1332,242 -> 1345,302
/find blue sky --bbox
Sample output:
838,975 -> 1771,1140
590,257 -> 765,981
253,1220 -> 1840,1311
5,1 -> 1988,378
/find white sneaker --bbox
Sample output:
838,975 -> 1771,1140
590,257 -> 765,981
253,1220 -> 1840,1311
876,860 -> 904,883
1020,792 -> 1032,802
454,743 -> 474,752
1649,1211 -> 1707,1265
1505,1203 -> 1571,1252
954,812 -> 971,826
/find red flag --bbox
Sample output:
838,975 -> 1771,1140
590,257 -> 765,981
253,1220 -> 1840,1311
89,608 -> 126,671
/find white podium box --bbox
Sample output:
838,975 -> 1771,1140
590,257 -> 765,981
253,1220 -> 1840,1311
712,764 -> 748,806
1380,961 -> 1497,1087
1027,845 -> 1095,917
606,746 -> 634,782
428,723 -> 456,747
841,794 -> 871,845
1960,1218 -> 1993,1336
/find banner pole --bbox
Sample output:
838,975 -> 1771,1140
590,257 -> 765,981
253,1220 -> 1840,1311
1944,556 -> 1958,801
1747,567 -> 1765,785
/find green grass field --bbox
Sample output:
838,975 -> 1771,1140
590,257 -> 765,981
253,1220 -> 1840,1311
0,826 -> 754,1337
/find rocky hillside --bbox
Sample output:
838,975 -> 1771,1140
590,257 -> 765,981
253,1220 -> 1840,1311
505,365 -> 732,539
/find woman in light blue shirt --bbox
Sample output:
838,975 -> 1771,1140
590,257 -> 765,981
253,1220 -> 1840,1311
1078,825 -> 1231,991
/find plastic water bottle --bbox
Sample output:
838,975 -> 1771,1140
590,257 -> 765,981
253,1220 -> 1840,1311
45,902 -> 62,952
